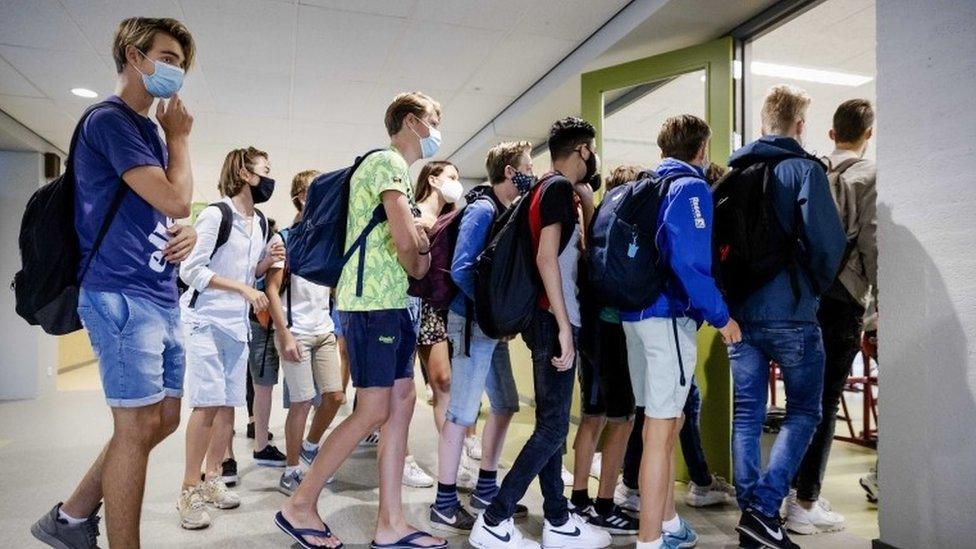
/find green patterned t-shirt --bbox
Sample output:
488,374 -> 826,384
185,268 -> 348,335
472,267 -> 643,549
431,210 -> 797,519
336,147 -> 413,311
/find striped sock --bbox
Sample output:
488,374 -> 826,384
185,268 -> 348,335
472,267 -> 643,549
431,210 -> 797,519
435,482 -> 459,512
474,469 -> 498,502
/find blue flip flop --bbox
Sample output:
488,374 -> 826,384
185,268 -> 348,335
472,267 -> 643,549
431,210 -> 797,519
370,531 -> 448,549
275,511 -> 342,549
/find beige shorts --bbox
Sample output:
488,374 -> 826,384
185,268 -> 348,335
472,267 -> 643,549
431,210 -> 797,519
279,332 -> 340,402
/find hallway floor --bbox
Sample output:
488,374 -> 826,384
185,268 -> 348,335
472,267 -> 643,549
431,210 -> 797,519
1,365 -> 878,548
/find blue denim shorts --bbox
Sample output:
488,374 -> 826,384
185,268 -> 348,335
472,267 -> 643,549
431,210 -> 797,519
78,289 -> 185,408
445,312 -> 519,426
339,309 -> 416,388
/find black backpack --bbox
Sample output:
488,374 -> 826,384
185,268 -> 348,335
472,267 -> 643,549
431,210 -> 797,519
473,181 -> 544,339
711,155 -> 822,302
187,201 -> 268,308
13,101 -> 152,335
587,170 -> 677,311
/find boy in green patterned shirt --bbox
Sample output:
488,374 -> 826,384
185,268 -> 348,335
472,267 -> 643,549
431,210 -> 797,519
278,92 -> 445,549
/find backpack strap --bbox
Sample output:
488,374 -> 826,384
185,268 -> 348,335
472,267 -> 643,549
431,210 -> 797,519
342,148 -> 392,297
189,202 -> 233,308
256,208 -> 268,242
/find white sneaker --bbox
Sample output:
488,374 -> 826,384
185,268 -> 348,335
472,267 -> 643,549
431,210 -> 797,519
561,466 -> 574,487
785,496 -> 846,534
542,512 -> 611,548
465,435 -> 484,461
177,487 -> 211,530
588,453 -> 602,480
200,478 -> 240,509
614,481 -> 640,513
684,475 -> 735,507
470,513 -> 539,548
403,455 -> 435,488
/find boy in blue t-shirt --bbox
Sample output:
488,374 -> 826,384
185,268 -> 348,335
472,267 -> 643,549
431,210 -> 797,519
30,17 -> 197,549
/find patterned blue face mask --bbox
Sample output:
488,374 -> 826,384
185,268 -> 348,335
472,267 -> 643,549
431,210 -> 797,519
135,49 -> 184,98
511,170 -> 536,194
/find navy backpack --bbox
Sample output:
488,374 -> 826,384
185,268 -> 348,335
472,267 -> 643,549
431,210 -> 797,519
286,149 -> 384,294
587,171 -> 677,311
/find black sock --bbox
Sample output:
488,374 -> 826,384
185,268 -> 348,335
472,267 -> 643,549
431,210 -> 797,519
483,512 -> 501,527
595,497 -> 614,516
571,489 -> 591,508
623,477 -> 638,490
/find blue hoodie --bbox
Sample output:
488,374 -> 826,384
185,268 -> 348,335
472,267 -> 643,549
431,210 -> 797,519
449,185 -> 504,318
620,158 -> 730,328
726,135 -> 847,324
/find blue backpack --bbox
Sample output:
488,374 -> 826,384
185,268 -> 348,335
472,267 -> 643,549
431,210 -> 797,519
587,171 -> 677,311
286,149 -> 385,294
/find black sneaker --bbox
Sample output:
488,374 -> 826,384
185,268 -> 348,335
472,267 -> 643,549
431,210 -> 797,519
221,458 -> 238,486
568,499 -> 598,521
739,531 -> 764,548
469,493 -> 528,519
589,504 -> 638,535
246,422 -> 272,440
428,503 -> 477,534
736,508 -> 799,549
253,444 -> 286,467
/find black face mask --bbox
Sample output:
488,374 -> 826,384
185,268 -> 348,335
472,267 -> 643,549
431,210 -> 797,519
250,175 -> 275,204
588,173 -> 602,192
581,147 -> 600,186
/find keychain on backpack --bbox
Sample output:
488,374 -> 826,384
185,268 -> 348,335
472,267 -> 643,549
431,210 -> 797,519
627,230 -> 639,258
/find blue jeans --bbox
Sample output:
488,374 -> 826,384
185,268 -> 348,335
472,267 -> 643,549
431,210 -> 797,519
485,310 -> 576,525
445,312 -> 519,427
78,289 -> 184,408
729,322 -> 825,517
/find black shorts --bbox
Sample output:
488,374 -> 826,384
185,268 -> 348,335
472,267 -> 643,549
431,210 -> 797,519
579,319 -> 634,420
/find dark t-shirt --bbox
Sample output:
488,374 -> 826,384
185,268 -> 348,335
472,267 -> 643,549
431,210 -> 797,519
74,96 -> 174,306
538,177 -> 576,253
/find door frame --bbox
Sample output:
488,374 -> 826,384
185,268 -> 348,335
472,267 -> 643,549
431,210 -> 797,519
579,37 -> 735,479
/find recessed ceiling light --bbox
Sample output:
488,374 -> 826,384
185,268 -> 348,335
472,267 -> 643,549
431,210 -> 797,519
750,61 -> 873,87
71,88 -> 98,98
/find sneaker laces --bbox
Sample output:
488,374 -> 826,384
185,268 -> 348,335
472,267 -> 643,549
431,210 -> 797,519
83,515 -> 101,546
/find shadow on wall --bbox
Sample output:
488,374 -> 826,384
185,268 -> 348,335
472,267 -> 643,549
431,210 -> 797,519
876,202 -> 976,542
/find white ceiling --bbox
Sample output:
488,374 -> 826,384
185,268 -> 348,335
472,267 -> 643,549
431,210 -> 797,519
0,0 -> 628,222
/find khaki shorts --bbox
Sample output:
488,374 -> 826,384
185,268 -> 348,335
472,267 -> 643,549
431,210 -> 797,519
279,332 -> 340,402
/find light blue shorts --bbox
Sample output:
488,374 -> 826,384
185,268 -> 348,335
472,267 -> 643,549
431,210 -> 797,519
78,289 -> 185,408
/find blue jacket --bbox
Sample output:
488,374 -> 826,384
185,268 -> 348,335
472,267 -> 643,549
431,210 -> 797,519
620,159 -> 730,328
726,136 -> 847,323
449,186 -> 503,317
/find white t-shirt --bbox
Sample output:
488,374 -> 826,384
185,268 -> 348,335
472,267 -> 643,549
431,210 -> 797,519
269,233 -> 334,336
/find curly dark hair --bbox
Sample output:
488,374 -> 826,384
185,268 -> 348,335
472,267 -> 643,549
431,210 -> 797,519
547,116 -> 596,160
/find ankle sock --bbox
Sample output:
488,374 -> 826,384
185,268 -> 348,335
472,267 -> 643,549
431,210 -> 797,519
302,440 -> 319,452
594,497 -> 614,516
435,482 -> 459,511
570,489 -> 592,509
285,465 -> 300,476
636,537 -> 663,549
662,514 -> 681,534
58,508 -> 87,526
474,469 -> 498,501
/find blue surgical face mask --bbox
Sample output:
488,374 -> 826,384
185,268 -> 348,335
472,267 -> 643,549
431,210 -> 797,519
135,49 -> 184,98
411,119 -> 442,159
511,170 -> 536,194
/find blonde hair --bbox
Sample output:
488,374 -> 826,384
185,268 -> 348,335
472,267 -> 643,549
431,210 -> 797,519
761,84 -> 811,135
112,17 -> 195,73
606,165 -> 644,191
485,141 -> 532,184
291,170 -> 321,211
384,92 -> 441,136
218,147 -> 268,198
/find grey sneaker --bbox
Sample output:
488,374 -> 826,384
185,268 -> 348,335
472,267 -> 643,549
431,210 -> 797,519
31,502 -> 101,549
177,487 -> 211,530
200,478 -> 240,509
278,469 -> 303,496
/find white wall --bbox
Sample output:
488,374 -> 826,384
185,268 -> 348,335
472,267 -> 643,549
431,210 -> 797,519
875,1 -> 976,547
0,151 -> 57,400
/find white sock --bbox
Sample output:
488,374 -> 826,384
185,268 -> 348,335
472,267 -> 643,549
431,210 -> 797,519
662,514 -> 681,534
636,538 -> 663,549
58,508 -> 87,526
285,465 -> 301,476
302,440 -> 319,452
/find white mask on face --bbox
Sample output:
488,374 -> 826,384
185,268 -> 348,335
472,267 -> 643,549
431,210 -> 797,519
438,177 -> 464,203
